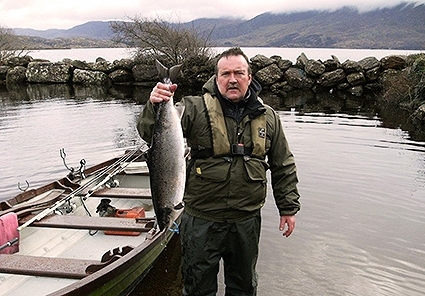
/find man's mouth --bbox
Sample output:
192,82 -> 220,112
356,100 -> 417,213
227,85 -> 239,91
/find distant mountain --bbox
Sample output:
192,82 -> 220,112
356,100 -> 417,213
13,21 -> 114,40
12,3 -> 425,50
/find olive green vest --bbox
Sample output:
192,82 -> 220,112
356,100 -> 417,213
203,93 -> 266,158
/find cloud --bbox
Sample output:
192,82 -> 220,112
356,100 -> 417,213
0,0 -> 423,30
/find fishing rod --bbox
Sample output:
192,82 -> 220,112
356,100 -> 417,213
0,237 -> 18,252
17,144 -> 149,231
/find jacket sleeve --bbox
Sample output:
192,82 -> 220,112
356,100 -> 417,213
136,100 -> 156,145
267,108 -> 301,216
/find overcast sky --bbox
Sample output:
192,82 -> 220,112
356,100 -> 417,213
1,0 -> 424,30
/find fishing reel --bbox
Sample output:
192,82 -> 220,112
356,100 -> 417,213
96,199 -> 117,217
54,200 -> 77,215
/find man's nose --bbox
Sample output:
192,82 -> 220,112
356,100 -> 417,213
229,73 -> 237,82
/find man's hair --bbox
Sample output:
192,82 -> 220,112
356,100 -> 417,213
215,47 -> 252,75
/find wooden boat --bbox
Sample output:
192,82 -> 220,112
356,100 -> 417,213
0,146 -> 182,296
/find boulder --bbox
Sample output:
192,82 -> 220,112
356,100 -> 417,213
347,72 -> 366,86
365,67 -> 380,82
73,69 -> 110,86
284,67 -> 315,89
342,60 -> 362,74
317,69 -> 346,87
6,66 -> 27,84
254,63 -> 283,86
380,55 -> 406,70
348,85 -> 363,96
358,56 -> 380,71
305,59 -> 326,77
109,69 -> 134,83
4,56 -> 32,67
132,64 -> 157,82
91,58 -> 115,73
323,56 -> 340,72
270,56 -> 292,71
112,58 -> 136,70
296,53 -> 309,69
26,62 -> 72,83
250,54 -> 274,69
71,60 -> 91,70
0,66 -> 9,81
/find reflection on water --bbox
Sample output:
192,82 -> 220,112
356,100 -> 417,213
1,85 -> 425,296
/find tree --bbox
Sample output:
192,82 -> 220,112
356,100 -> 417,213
0,25 -> 27,62
111,15 -> 213,66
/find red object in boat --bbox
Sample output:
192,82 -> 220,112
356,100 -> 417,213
104,207 -> 145,236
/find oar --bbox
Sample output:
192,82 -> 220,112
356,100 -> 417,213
17,144 -> 149,231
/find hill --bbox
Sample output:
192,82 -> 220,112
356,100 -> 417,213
11,3 -> 425,50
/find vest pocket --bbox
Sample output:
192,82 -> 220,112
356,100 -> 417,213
243,157 -> 268,183
193,158 -> 231,182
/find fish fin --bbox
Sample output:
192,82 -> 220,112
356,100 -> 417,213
168,64 -> 183,83
155,59 -> 169,83
155,59 -> 182,84
174,202 -> 184,210
175,104 -> 185,119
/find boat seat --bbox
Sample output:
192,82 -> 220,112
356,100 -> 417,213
91,187 -> 151,199
19,214 -> 156,232
0,254 -> 97,279
0,189 -> 65,216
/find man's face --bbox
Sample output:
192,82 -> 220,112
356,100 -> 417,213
216,55 -> 252,102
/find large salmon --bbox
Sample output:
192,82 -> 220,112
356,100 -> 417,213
148,60 -> 185,231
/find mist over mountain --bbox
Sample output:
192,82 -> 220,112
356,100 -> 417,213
12,3 -> 425,50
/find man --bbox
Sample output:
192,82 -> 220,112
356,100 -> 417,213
137,47 -> 300,296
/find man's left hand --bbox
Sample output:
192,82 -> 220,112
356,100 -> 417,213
279,215 -> 296,237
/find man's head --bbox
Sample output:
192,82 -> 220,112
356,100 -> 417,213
215,47 -> 252,102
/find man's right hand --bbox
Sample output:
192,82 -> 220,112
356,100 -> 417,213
150,82 -> 178,103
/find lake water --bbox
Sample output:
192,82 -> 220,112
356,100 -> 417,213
28,47 -> 424,63
1,48 -> 425,295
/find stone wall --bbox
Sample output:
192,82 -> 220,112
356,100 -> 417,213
0,53 -> 415,97
1,52 -> 424,140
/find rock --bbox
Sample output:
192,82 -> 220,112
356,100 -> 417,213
26,62 -> 72,83
348,85 -> 363,96
270,56 -> 292,71
296,53 -> 309,69
380,55 -> 406,70
323,57 -> 340,72
91,59 -> 115,73
6,66 -> 27,84
305,59 -> 325,77
365,67 -> 380,82
132,64 -> 157,82
112,59 -> 136,70
4,56 -> 33,67
0,66 -> 9,81
347,72 -> 366,86
109,69 -> 134,83
358,57 -> 380,71
255,63 -> 283,86
317,69 -> 346,87
71,60 -> 91,70
250,54 -> 274,69
73,69 -> 110,86
270,81 -> 291,95
284,67 -> 315,89
342,60 -> 362,73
